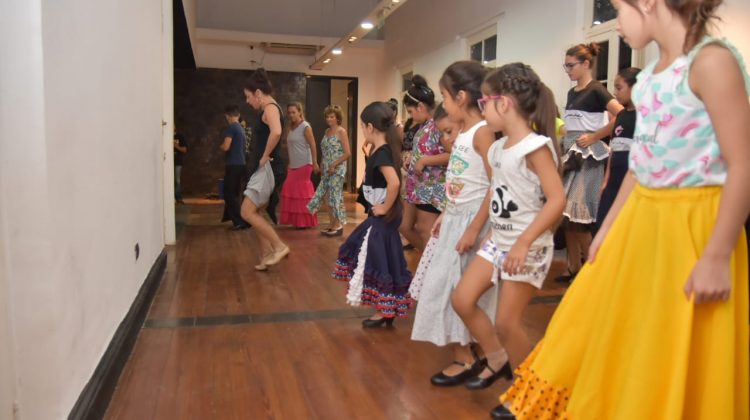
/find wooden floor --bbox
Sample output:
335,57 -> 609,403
105,195 -> 569,419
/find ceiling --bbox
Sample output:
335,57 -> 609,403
196,0 -> 383,38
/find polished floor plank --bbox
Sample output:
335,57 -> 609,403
106,196 -> 567,419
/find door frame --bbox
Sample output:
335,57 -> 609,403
304,75 -> 359,192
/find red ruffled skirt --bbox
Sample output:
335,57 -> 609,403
280,164 -> 318,228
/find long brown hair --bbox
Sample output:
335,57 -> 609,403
360,101 -> 403,221
621,0 -> 723,52
439,61 -> 488,113
483,63 -> 562,172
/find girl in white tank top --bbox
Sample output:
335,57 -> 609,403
451,64 -> 565,407
410,61 -> 505,388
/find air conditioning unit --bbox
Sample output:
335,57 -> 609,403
260,42 -> 322,56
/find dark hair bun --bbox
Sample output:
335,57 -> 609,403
411,75 -> 428,88
587,43 -> 601,57
245,67 -> 273,94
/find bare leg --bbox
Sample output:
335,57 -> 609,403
495,281 -> 537,368
564,227 -> 582,273
399,202 -> 423,250
576,228 -> 592,263
241,198 -> 286,252
452,257 -> 507,377
415,209 -> 439,249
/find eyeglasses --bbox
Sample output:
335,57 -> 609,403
477,95 -> 502,113
562,61 -> 583,72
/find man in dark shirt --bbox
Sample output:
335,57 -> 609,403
220,105 -> 250,230
174,128 -> 188,204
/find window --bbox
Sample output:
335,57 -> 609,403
467,26 -> 497,67
592,0 -> 616,25
585,0 -> 641,89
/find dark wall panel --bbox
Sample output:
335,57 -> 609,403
174,68 -> 306,197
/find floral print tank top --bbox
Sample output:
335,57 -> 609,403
629,36 -> 750,188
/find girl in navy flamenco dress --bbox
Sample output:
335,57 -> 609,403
333,102 -> 412,327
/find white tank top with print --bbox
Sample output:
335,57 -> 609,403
487,133 -> 558,249
445,120 -> 490,206
629,36 -> 750,188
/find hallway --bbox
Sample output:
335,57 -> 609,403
105,198 -> 567,419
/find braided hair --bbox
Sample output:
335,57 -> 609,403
483,62 -> 562,170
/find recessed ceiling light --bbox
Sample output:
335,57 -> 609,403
361,21 -> 374,30
593,20 -> 602,25
392,0 -> 400,3
323,58 -> 332,64
332,48 -> 343,55
348,36 -> 358,42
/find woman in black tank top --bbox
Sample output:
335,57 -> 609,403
240,68 -> 290,271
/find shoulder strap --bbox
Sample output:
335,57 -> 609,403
687,36 -> 750,96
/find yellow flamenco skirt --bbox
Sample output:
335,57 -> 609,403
501,184 -> 748,419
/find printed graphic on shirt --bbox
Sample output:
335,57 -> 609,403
446,181 -> 465,198
448,151 -> 470,176
564,80 -> 613,132
490,185 -> 518,231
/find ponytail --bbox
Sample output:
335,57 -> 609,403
531,84 -> 563,173
361,101 -> 404,222
620,0 -> 723,52
484,62 -> 562,172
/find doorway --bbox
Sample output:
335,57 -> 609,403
305,76 -> 359,192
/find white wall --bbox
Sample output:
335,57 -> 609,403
716,0 -> 750,69
384,0 -> 749,111
0,0 -> 167,418
384,0 -> 586,110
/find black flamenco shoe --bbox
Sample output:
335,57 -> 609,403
430,361 -> 480,386
361,316 -> 394,328
465,361 -> 513,390
431,343 -> 487,386
490,405 -> 515,419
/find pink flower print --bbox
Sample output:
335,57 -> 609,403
653,93 -> 664,110
698,155 -> 710,168
642,144 -> 653,158
650,167 -> 668,178
679,122 -> 700,137
672,172 -> 691,185
673,65 -> 687,75
638,105 -> 650,117
658,114 -> 674,127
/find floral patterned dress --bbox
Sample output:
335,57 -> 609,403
403,119 -> 447,210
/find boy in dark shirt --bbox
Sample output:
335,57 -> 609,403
220,105 -> 250,230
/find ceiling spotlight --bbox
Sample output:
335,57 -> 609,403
360,21 -> 374,30
392,0 -> 400,3
593,20 -> 602,25
332,48 -> 343,55
348,36 -> 358,42
323,58 -> 332,64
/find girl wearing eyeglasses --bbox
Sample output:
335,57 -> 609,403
452,63 -> 564,395
557,43 -> 624,284
411,61 -> 504,387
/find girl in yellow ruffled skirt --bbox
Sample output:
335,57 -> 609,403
493,0 -> 750,419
